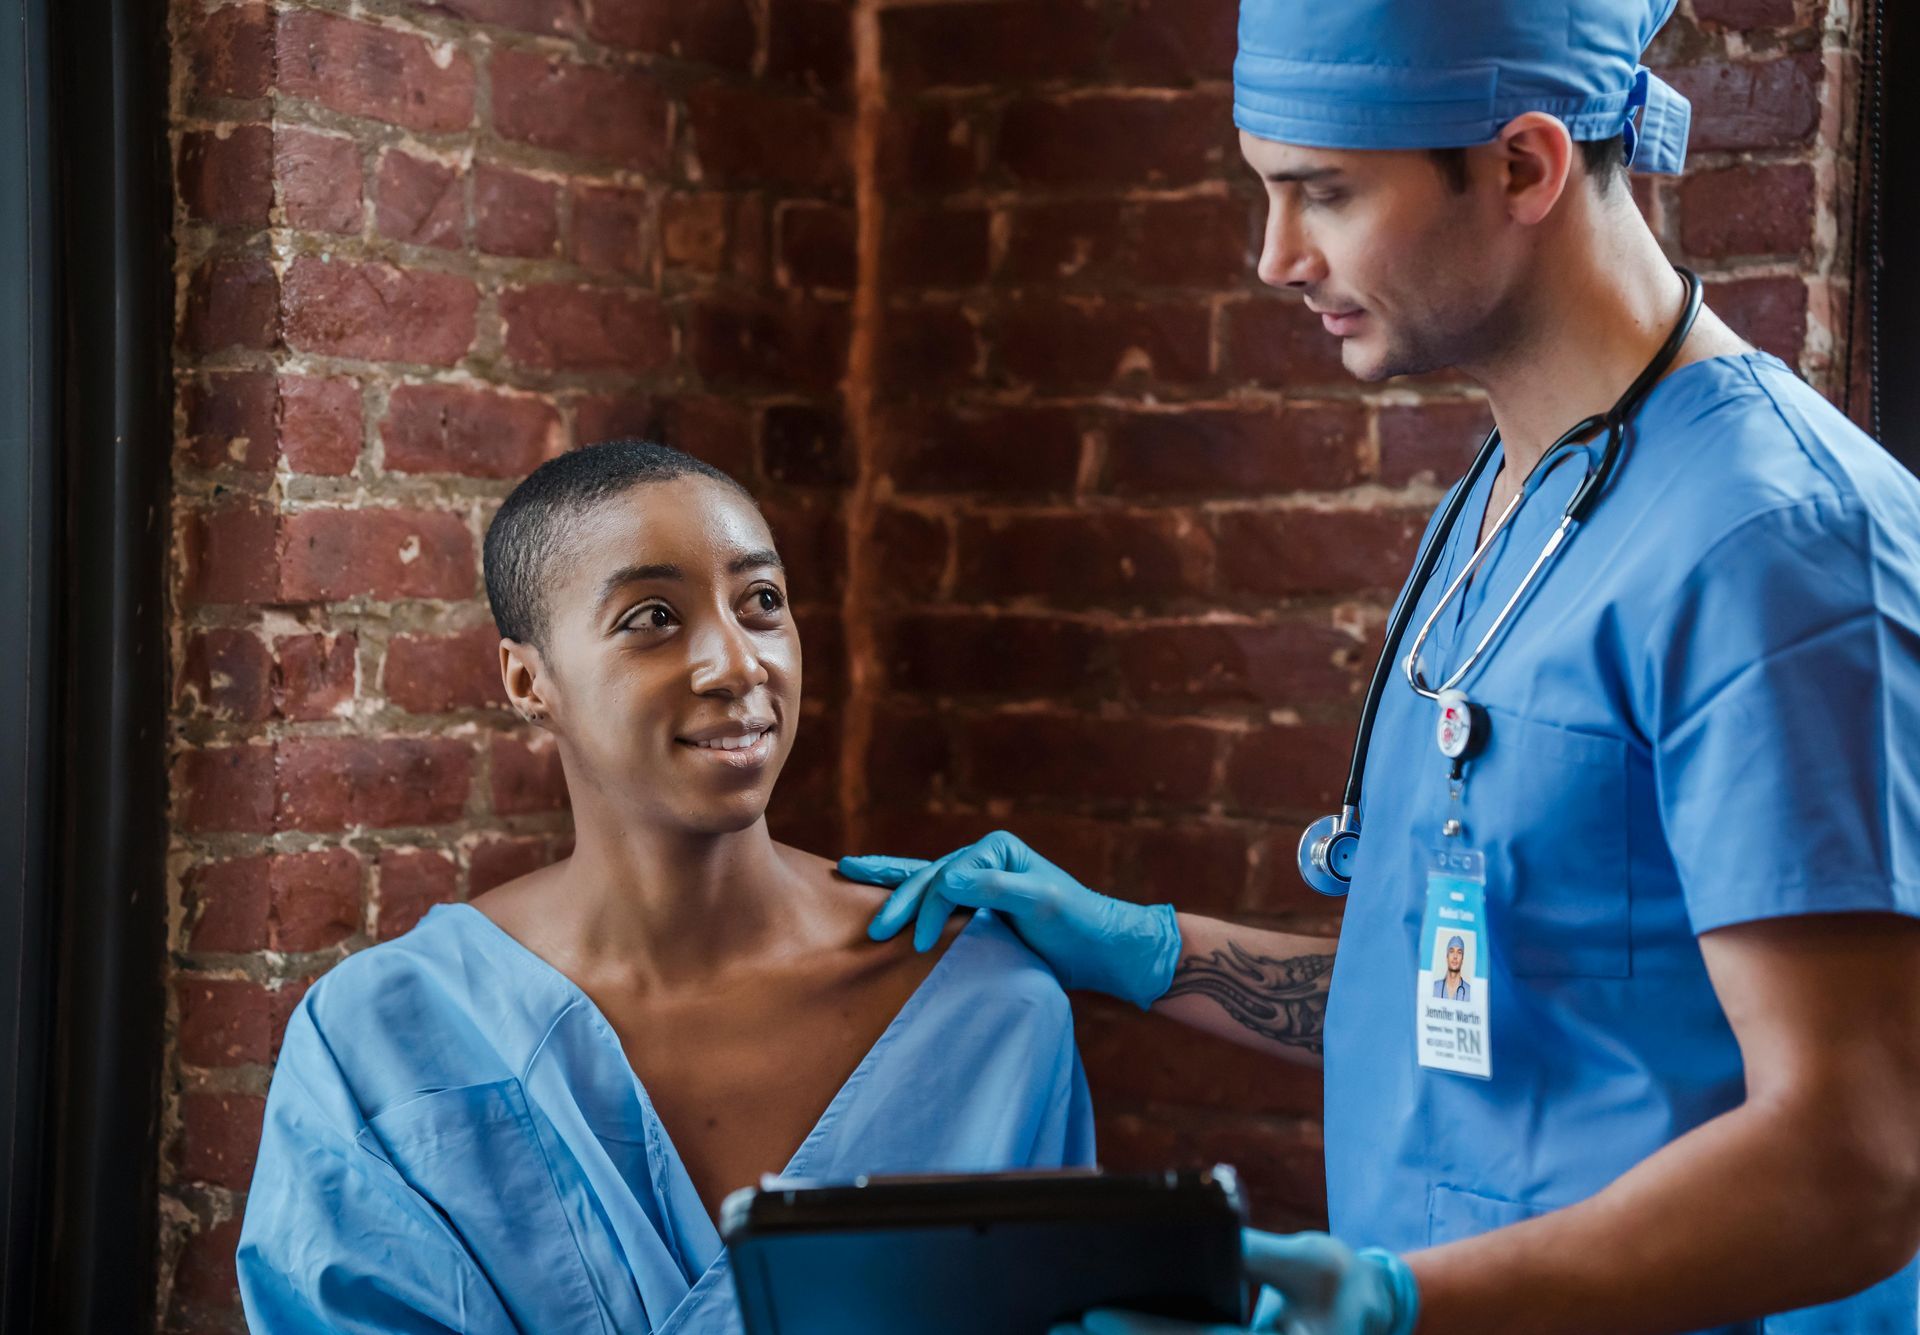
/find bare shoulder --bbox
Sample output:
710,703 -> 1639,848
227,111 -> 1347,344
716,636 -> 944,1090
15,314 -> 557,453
465,856 -> 571,945
774,842 -> 968,959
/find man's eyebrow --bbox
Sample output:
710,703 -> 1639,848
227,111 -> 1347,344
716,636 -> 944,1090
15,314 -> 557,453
1264,166 -> 1343,184
729,548 -> 783,575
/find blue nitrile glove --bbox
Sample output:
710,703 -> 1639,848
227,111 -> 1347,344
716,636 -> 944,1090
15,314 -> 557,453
838,830 -> 1181,1010
1048,1230 -> 1418,1335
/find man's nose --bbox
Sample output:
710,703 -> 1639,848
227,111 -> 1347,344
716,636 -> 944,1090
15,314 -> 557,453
1257,202 -> 1325,290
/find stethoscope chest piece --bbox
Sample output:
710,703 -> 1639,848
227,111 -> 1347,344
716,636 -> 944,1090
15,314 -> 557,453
1299,812 -> 1360,897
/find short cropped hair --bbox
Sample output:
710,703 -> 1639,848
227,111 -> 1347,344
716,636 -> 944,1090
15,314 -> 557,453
1428,135 -> 1627,194
484,438 -> 752,646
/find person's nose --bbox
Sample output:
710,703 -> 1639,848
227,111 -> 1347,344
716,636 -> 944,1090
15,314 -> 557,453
1257,195 -> 1326,291
687,613 -> 769,698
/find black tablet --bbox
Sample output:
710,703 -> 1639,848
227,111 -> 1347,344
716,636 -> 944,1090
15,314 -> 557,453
721,1166 -> 1247,1334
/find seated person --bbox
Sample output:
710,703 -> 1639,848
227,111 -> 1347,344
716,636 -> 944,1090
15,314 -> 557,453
237,441 -> 1094,1334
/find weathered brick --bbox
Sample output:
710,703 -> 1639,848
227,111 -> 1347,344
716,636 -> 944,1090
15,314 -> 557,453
1005,197 -> 1255,290
574,393 -> 758,477
403,0 -> 582,37
881,206 -> 990,290
183,502 -> 279,606
374,149 -> 464,249
963,713 -> 1218,807
876,101 -> 983,195
385,624 -> 507,713
472,163 -> 559,258
273,128 -> 364,234
1220,297 -> 1349,386
954,511 -> 1211,607
176,743 -> 276,836
273,631 -> 359,722
186,848 -> 363,954
182,370 -> 276,472
275,736 -> 473,831
1121,824 -> 1249,916
687,295 -> 850,390
1376,400 -> 1489,487
1224,722 -> 1353,821
661,190 -> 768,280
500,283 -> 670,375
1114,620 -> 1367,708
998,92 -> 1234,188
779,203 -> 858,290
185,2 -> 273,101
277,507 -> 475,602
1692,0 -> 1796,26
281,257 -> 477,365
876,303 -> 980,389
491,732 -> 568,815
1709,275 -> 1807,363
165,1215 -> 244,1331
571,184 -> 651,276
175,977 -> 277,1066
179,628 -> 274,723
767,0 -> 853,91
276,9 -> 476,133
762,403 -> 850,486
181,253 -> 279,354
376,847 -> 461,940
179,125 -> 273,227
279,375 -> 363,476
1679,163 -> 1814,259
885,613 -> 1101,697
383,382 -> 563,478
586,0 -> 755,70
175,1091 -> 267,1190
468,835 -> 554,894
883,1 -> 1103,90
1111,0 -> 1238,85
1215,506 -> 1425,598
879,403 -> 1082,497
1106,403 -> 1365,496
996,297 -> 1210,387
687,84 -> 851,190
865,505 -> 947,603
491,47 -> 669,171
1662,54 -> 1821,151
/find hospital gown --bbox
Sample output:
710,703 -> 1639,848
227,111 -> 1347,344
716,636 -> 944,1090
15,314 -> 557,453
237,903 -> 1095,1333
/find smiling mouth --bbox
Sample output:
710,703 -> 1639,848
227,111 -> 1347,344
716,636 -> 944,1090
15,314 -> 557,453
684,728 -> 772,752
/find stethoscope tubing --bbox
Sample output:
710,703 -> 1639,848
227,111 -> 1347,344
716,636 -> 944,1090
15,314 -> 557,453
1315,265 -> 1704,853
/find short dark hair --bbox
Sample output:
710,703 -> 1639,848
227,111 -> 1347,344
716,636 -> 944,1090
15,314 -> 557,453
1427,135 -> 1627,194
483,438 -> 753,646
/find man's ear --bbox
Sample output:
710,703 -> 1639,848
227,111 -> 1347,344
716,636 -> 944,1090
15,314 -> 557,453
500,638 -> 553,727
1494,111 -> 1575,226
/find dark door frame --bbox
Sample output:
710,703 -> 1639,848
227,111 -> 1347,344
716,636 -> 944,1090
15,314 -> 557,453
1,0 -> 172,1329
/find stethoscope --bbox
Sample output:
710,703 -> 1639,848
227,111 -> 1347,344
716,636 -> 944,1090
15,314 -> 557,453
1297,266 -> 1704,897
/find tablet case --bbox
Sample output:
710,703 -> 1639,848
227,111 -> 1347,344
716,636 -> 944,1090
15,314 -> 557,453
721,1166 -> 1246,1334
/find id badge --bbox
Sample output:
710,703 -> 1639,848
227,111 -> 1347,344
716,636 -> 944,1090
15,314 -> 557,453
1417,847 -> 1491,1079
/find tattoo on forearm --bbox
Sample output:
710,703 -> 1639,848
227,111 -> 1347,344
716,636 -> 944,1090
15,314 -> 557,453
1163,942 -> 1335,1055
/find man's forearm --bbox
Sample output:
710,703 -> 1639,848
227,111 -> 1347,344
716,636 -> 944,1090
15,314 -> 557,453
1410,1092 -> 1920,1333
1149,913 -> 1335,1066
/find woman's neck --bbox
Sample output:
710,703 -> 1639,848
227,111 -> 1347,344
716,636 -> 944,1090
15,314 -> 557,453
543,804 -> 834,993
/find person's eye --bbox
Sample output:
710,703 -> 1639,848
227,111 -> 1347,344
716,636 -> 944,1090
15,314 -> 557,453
620,602 -> 678,634
1304,189 -> 1345,208
743,584 -> 787,620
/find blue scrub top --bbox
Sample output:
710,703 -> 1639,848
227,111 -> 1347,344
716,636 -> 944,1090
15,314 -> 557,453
237,904 -> 1095,1333
1325,352 -> 1920,1333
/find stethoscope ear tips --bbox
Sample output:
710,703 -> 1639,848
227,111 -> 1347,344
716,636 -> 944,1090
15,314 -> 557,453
1297,813 -> 1358,897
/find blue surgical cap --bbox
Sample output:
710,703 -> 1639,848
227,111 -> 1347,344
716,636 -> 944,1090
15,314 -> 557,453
1234,0 -> 1692,174
1447,935 -> 1466,951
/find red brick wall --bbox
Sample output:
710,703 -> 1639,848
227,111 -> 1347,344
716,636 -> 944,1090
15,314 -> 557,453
160,0 -> 1869,1325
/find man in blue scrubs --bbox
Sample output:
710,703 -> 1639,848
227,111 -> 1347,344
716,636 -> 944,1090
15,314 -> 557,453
841,1 -> 1920,1330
